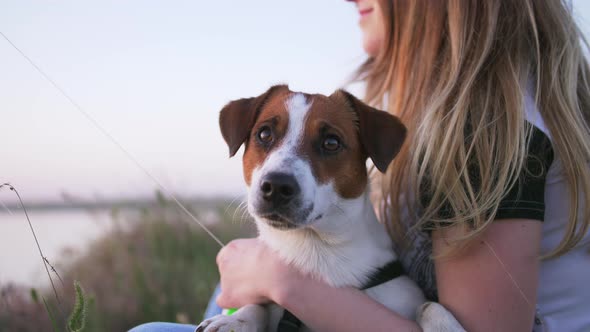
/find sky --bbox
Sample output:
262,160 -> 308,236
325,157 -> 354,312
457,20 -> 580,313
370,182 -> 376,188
1,1 -> 590,203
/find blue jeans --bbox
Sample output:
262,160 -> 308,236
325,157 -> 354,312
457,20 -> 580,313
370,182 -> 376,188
128,285 -> 223,332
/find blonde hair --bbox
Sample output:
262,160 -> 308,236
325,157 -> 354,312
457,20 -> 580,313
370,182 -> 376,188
359,0 -> 590,258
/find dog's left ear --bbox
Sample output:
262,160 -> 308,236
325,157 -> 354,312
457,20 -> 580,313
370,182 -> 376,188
219,85 -> 288,157
330,90 -> 407,173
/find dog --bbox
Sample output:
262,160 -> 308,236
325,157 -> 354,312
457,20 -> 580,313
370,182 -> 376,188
197,85 -> 465,332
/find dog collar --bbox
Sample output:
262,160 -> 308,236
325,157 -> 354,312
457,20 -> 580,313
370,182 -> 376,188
277,310 -> 303,332
361,259 -> 405,290
277,260 -> 404,332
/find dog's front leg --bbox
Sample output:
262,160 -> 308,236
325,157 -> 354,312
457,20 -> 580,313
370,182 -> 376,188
196,304 -> 269,332
416,302 -> 466,332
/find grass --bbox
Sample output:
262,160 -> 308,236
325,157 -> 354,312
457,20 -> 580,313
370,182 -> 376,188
0,191 -> 254,332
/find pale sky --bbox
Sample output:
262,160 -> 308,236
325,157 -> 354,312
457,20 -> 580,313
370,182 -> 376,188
2,1 -> 590,203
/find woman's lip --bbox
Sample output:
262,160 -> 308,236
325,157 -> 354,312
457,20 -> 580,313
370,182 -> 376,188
359,8 -> 373,16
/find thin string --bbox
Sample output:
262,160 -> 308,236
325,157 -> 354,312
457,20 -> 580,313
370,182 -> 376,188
0,199 -> 13,215
483,239 -> 534,308
0,183 -> 62,304
0,30 -> 225,248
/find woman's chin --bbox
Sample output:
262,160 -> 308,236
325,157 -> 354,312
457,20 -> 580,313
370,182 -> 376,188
362,36 -> 381,57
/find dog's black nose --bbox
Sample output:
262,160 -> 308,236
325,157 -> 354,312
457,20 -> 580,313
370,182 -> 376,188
260,173 -> 300,205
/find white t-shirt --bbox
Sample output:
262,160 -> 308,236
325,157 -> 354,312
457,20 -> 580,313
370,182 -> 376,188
526,93 -> 590,332
398,94 -> 590,331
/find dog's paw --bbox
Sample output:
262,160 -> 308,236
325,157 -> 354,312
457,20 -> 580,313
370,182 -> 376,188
417,302 -> 466,332
196,314 -> 259,332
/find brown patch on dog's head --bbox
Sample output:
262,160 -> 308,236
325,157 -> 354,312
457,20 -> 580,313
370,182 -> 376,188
219,85 -> 290,184
219,84 -> 289,157
295,91 -> 406,199
328,90 -> 406,173
298,94 -> 368,198
241,89 -> 293,185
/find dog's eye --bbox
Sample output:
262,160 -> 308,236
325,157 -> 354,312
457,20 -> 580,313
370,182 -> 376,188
322,135 -> 341,152
257,126 -> 273,143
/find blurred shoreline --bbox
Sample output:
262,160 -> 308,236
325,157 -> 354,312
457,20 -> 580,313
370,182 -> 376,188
0,196 -> 249,286
0,196 -> 252,330
0,195 -> 242,214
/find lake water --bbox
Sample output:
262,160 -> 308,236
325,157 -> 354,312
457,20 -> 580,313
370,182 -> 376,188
0,208 -> 114,287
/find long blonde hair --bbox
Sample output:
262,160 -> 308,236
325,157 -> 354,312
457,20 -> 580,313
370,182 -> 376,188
359,0 -> 590,258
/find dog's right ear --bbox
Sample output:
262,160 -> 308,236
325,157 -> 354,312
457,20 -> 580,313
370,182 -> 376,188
330,90 -> 407,173
219,85 -> 288,157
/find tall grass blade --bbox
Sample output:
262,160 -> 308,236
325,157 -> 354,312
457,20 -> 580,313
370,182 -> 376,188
68,281 -> 87,332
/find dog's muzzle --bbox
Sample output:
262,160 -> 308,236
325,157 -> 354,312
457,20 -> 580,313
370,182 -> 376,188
255,172 -> 308,229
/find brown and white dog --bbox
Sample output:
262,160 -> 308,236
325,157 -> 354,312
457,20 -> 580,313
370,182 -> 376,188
197,85 -> 464,332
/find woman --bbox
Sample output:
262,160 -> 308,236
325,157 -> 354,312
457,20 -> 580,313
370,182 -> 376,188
213,1 -> 590,331
133,0 -> 590,331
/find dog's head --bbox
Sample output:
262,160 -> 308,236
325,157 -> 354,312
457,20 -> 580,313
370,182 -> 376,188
219,85 -> 406,230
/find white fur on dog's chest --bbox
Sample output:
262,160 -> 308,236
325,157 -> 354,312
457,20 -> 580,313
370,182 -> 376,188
257,192 -> 397,288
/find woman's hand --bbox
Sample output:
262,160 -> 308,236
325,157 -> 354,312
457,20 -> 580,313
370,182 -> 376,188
215,238 -> 301,308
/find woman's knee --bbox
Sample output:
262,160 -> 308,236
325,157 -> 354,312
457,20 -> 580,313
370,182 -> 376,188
128,322 -> 197,332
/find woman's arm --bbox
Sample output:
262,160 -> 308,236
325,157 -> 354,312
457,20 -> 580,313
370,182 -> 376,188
433,219 -> 542,332
216,218 -> 541,332
273,272 -> 422,332
215,238 -> 422,332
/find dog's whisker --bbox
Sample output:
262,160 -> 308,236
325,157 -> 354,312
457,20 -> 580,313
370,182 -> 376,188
329,200 -> 346,216
234,201 -> 251,225
232,200 -> 248,224
240,206 -> 253,224
231,202 -> 241,223
239,201 -> 249,215
227,198 -> 247,226
224,195 -> 243,217
238,206 -> 247,223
